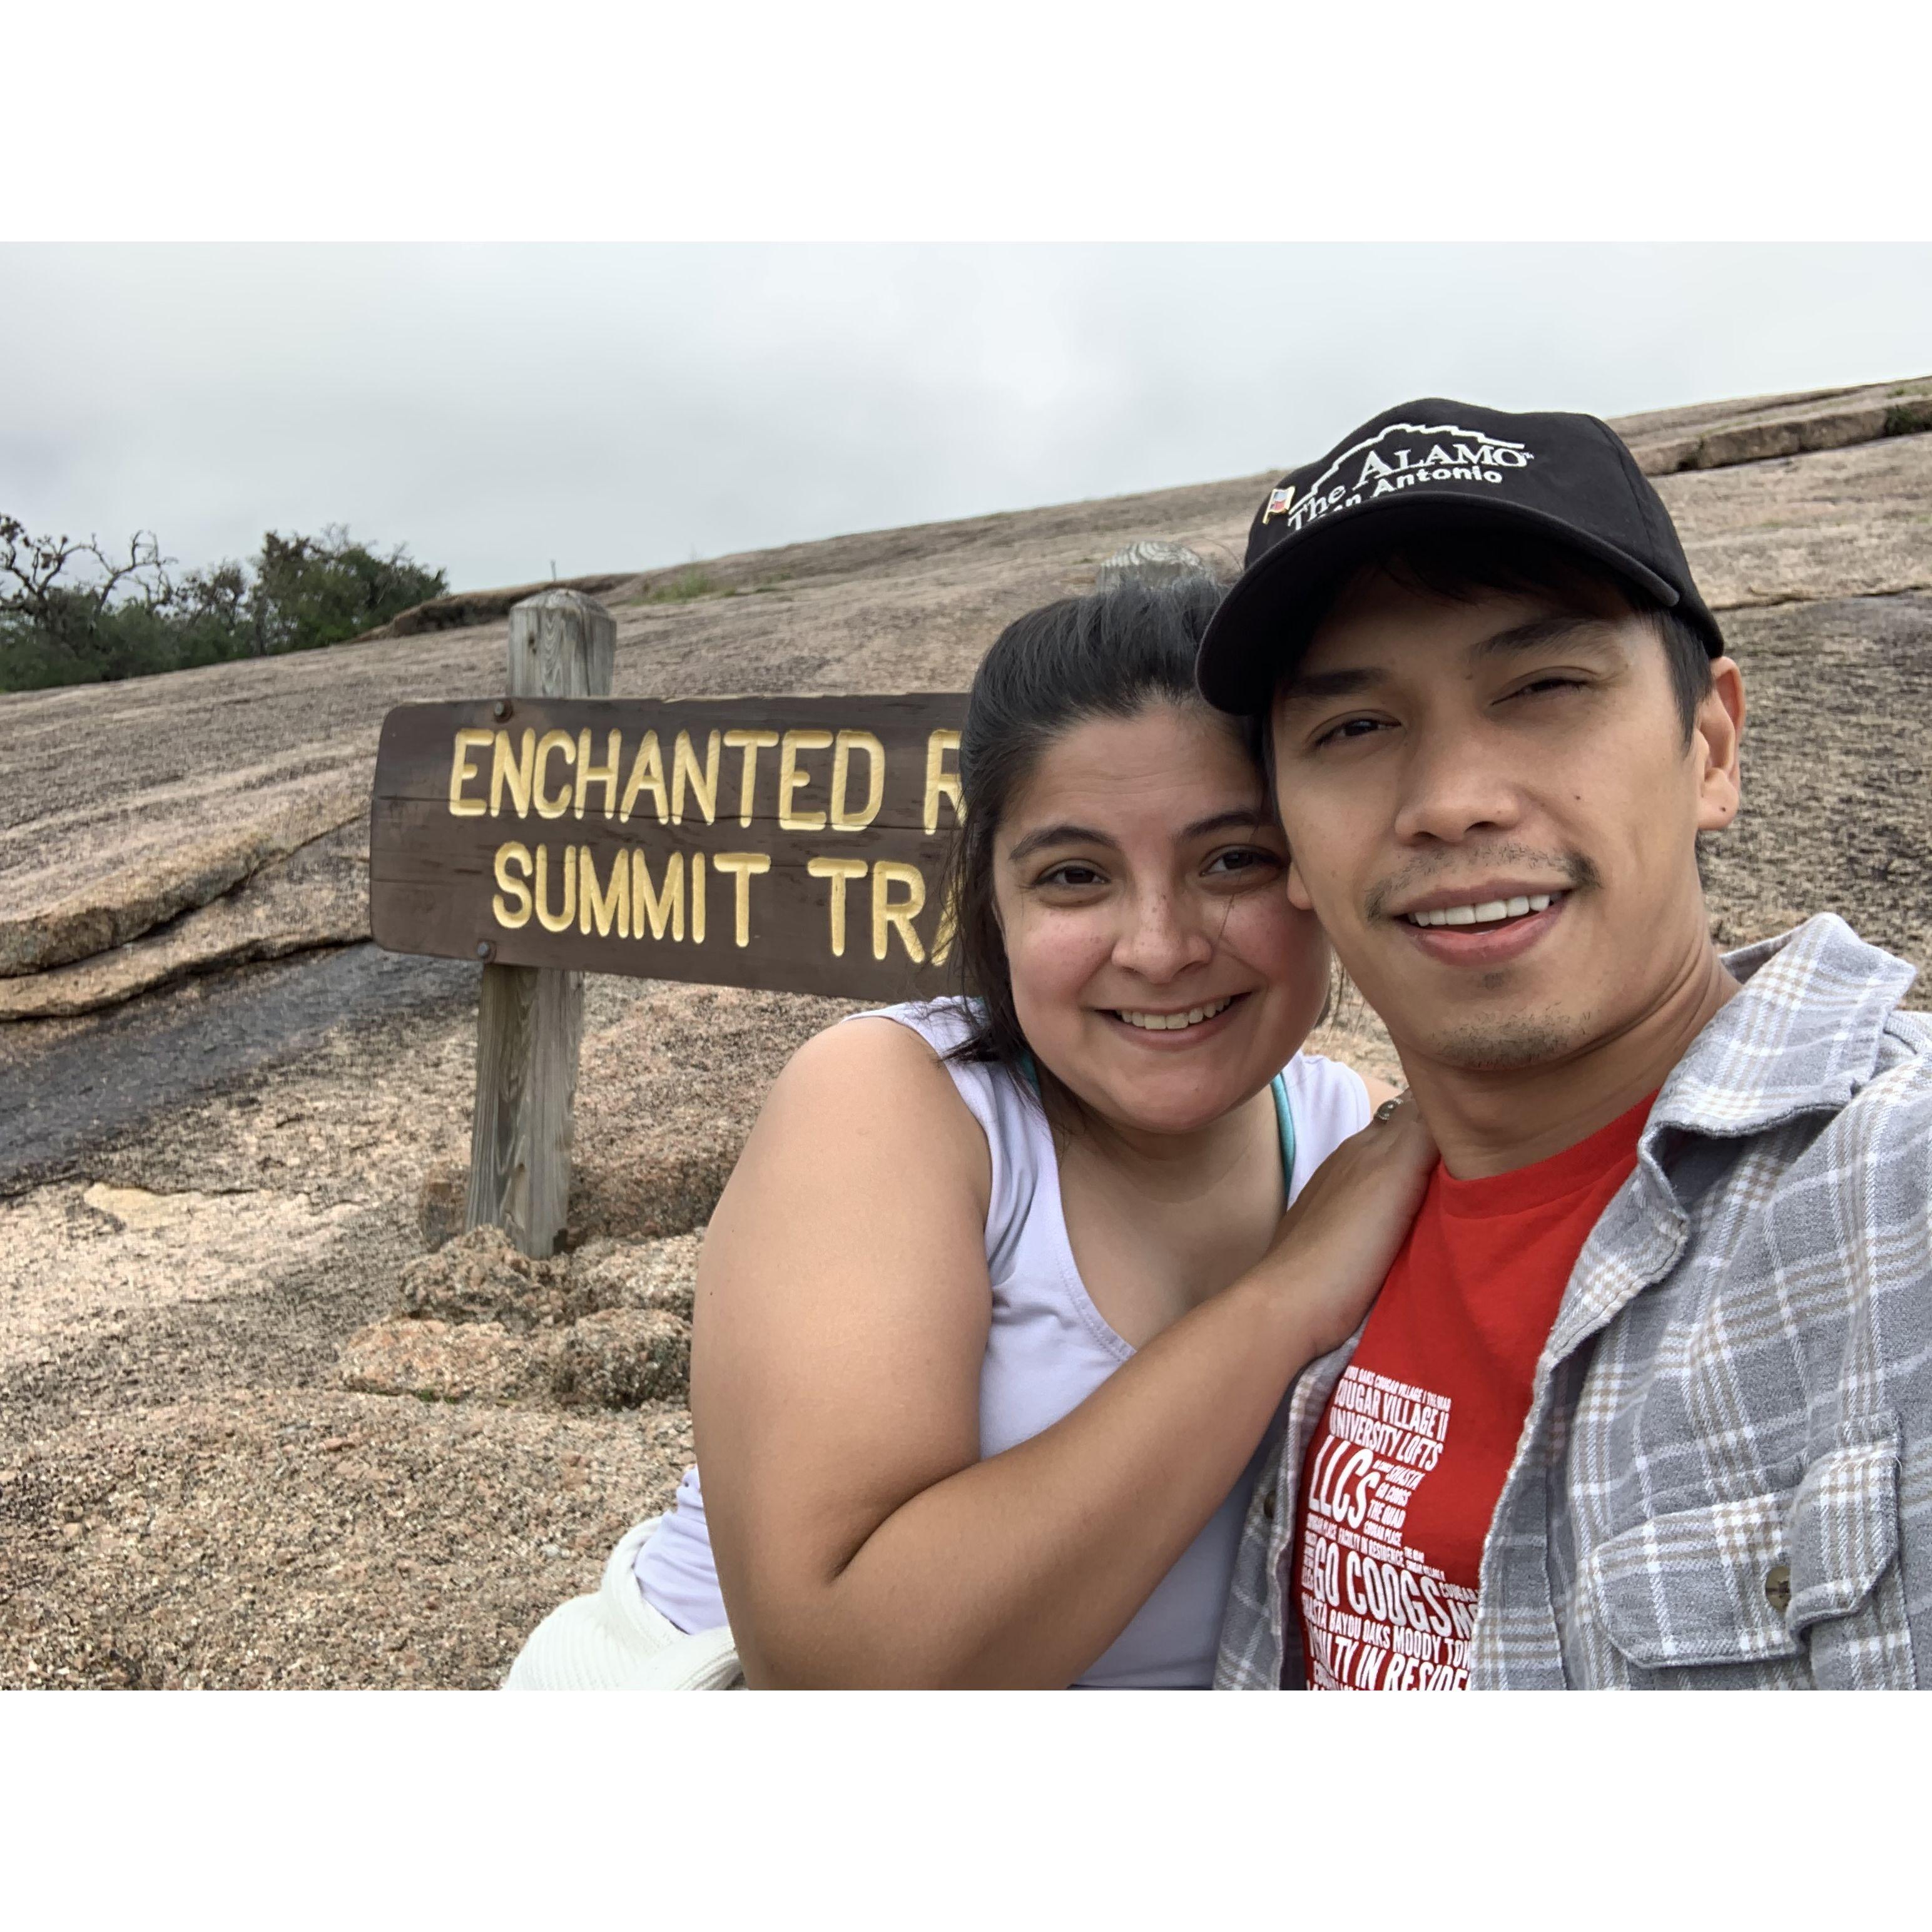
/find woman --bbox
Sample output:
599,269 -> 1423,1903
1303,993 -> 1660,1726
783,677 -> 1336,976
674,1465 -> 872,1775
508,575 -> 1431,1690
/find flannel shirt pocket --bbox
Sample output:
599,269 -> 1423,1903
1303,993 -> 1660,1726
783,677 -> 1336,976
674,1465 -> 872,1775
1784,1413 -> 1901,1631
1782,1412 -> 1913,1688
1587,1490 -> 1800,1672
1585,1413 -> 1908,1685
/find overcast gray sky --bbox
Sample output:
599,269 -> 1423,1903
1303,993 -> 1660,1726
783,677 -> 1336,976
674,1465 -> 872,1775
3,243 -> 1929,594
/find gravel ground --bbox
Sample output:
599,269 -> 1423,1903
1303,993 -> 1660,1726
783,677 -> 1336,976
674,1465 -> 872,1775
0,963 -> 830,1689
1,1389 -> 693,1689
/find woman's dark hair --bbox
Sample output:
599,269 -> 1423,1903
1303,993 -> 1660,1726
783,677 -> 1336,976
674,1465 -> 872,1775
942,572 -> 1245,1075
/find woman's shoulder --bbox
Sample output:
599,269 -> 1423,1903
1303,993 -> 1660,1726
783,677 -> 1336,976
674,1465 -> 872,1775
763,999 -> 997,1182
843,995 -> 984,1057
777,999 -> 962,1093
781,997 -> 980,1087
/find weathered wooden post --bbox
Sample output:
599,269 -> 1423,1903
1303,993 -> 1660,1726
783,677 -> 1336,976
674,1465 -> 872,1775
464,589 -> 616,1256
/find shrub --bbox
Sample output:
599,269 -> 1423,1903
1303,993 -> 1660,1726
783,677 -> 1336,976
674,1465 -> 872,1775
638,566 -> 724,604
250,526 -> 447,655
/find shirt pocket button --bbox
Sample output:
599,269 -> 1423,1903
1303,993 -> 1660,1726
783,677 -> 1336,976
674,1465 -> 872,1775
1764,1563 -> 1792,1615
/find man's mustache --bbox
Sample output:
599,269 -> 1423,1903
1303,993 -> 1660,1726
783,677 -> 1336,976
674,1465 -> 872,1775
1361,846 -> 1604,924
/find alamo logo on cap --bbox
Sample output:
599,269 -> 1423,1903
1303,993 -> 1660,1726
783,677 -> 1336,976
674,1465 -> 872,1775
1196,394 -> 1730,715
1278,420 -> 1535,539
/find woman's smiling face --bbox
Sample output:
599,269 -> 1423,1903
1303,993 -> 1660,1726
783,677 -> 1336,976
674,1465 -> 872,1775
993,701 -> 1331,1136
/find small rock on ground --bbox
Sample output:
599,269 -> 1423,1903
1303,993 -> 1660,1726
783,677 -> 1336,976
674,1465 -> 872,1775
395,1226 -> 587,1333
572,1232 -> 701,1319
338,1318 -> 557,1405
553,1309 -> 693,1410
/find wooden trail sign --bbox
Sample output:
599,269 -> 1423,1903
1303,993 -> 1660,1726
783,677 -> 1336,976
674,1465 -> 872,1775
371,691 -> 971,1004
369,586 -> 974,1257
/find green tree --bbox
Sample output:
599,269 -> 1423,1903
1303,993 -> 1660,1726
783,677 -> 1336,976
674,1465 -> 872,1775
249,526 -> 447,656
0,516 -> 448,690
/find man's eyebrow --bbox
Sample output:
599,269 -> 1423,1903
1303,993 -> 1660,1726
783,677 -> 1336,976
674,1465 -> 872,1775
1472,613 -> 1622,659
1006,821 -> 1117,864
1278,665 -> 1384,706
1278,613 -> 1624,708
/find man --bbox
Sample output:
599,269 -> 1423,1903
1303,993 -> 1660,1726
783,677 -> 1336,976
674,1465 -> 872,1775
1195,399 -> 1932,1689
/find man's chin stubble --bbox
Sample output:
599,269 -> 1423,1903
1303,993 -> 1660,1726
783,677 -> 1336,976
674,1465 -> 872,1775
1419,1010 -> 1602,1072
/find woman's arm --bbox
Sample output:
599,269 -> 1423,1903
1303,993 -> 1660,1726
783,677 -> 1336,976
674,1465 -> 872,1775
694,1019 -> 1430,1689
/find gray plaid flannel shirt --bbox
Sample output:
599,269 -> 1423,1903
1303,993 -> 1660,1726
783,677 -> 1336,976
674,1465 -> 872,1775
1216,913 -> 1932,1689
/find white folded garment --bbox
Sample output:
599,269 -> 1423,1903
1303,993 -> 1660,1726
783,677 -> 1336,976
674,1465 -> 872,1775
502,1517 -> 744,1691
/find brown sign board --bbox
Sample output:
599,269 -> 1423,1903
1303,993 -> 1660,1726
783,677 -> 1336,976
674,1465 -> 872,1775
370,694 -> 971,1002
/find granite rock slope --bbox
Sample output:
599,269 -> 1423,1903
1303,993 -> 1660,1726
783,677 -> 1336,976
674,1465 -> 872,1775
4,377 -> 1927,1020
3,378 -> 1929,1689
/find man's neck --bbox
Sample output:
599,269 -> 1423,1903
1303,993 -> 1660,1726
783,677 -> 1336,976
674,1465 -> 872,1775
1400,942 -> 1741,1180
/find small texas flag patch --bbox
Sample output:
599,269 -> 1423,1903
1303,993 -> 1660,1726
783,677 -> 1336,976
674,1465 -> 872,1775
1262,484 -> 1296,522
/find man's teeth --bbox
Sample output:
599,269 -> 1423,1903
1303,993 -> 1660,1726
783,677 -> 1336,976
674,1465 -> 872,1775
1406,893 -> 1555,929
1117,995 -> 1234,1032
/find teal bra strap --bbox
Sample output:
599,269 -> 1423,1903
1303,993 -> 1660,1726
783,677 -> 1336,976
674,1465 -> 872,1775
1271,1072 -> 1298,1201
1020,1044 -> 1294,1196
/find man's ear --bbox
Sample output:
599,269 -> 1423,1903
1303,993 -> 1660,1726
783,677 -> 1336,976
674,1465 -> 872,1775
1694,657 -> 1745,833
1286,856 -> 1317,913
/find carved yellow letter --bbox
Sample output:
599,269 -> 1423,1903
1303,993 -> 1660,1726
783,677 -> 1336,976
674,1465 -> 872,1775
574,729 -> 623,820
534,843 -> 576,932
449,728 -> 492,817
491,729 -> 536,818
778,729 -> 833,832
713,852 -> 772,947
533,730 -> 576,820
830,730 -> 885,831
723,729 -> 780,827
671,730 -> 721,826
578,845 -> 629,937
923,730 -> 963,835
632,849 -> 685,942
492,842 -> 533,928
872,861 -> 927,963
808,856 -> 868,957
619,733 -> 669,825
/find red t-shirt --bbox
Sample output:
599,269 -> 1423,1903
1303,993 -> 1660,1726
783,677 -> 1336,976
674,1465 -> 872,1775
1294,1094 -> 1653,1691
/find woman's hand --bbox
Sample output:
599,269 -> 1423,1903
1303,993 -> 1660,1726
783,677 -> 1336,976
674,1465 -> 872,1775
697,1022 -> 1426,1689
1248,1096 -> 1436,1358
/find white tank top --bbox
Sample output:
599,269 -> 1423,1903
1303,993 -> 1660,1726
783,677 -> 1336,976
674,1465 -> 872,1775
634,996 -> 1371,1688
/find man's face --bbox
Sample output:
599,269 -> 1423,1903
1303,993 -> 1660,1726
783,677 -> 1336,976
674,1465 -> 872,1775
1269,571 -> 1744,1072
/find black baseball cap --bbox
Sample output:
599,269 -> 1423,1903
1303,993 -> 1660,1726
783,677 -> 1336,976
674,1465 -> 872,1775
1195,397 -> 1725,713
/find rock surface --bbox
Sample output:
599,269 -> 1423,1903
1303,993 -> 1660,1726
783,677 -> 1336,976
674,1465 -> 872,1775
3,377 -> 1929,1689
345,1224 -> 698,1410
0,820 -> 370,1019
395,1225 -> 586,1332
572,1231 -> 701,1319
0,764 -> 370,980
1094,540 -> 1218,589
552,1309 -> 693,1410
339,1317 -> 557,1405
417,982 -> 857,1250
1617,375 -> 1932,475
